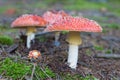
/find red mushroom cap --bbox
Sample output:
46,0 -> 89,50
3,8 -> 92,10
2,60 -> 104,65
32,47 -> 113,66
28,50 -> 41,59
43,10 -> 68,24
44,16 -> 102,32
11,14 -> 47,28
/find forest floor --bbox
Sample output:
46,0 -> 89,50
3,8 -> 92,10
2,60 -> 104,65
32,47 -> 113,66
0,0 -> 120,80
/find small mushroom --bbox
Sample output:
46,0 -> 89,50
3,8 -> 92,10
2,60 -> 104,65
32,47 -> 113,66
11,14 -> 46,48
43,10 -> 69,46
28,50 -> 41,59
44,16 -> 102,69
28,50 -> 41,80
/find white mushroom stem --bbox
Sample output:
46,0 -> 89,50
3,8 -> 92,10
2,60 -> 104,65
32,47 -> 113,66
54,32 -> 60,46
26,27 -> 36,48
67,31 -> 82,69
26,33 -> 35,48
68,44 -> 78,69
27,34 -> 31,49
30,33 -> 35,43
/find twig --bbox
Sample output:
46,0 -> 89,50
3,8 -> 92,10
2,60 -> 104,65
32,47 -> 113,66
94,53 -> 120,59
40,66 -> 52,80
101,36 -> 120,42
30,63 -> 37,80
77,61 -> 91,68
15,51 -> 21,57
6,44 -> 18,53
35,32 -> 50,36
34,72 -> 40,80
79,44 -> 93,49
55,73 -> 62,80
20,72 -> 28,80
0,72 -> 5,79
0,45 -> 7,55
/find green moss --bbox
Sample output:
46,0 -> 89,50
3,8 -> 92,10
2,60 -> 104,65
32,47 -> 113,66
107,23 -> 120,29
62,74 -> 98,80
0,6 -> 16,14
0,58 -> 55,79
36,36 -> 47,42
105,49 -> 112,54
0,35 -> 14,45
91,16 -> 109,22
101,23 -> 120,29
35,66 -> 55,79
0,58 -> 31,80
63,0 -> 106,10
94,45 -> 104,51
61,31 -> 69,34
102,28 -> 108,33
86,49 -> 92,56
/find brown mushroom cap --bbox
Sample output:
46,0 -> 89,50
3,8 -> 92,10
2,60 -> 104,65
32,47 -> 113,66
11,14 -> 47,28
44,16 -> 102,32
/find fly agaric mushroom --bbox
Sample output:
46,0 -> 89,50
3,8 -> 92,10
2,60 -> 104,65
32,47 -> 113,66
28,50 -> 41,59
44,16 -> 102,69
11,14 -> 46,48
43,10 -> 69,46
